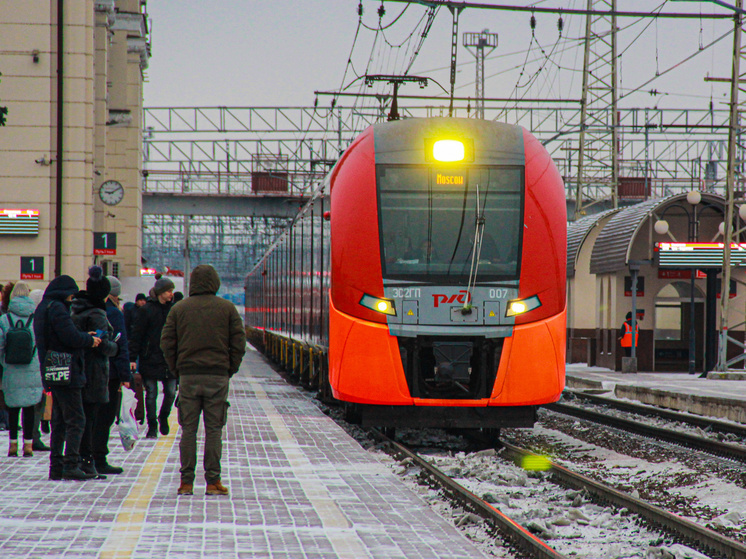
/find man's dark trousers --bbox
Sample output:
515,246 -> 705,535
143,378 -> 177,430
177,374 -> 230,485
49,387 -> 86,474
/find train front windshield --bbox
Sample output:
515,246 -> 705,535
378,165 -> 524,282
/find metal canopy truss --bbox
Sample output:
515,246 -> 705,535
145,107 -> 352,136
142,214 -> 290,285
142,104 -> 745,290
143,105 -> 744,197
142,192 -> 307,218
575,0 -> 618,218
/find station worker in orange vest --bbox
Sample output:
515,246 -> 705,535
619,312 -> 639,357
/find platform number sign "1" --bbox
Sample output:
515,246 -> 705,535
20,257 -> 44,280
93,232 -> 117,255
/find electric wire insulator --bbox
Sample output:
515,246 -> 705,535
358,1 -> 363,17
557,16 -> 563,34
530,14 -> 536,30
378,3 -> 385,18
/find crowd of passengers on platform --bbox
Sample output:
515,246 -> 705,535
0,264 -> 246,496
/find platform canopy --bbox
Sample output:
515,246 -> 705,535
589,193 -> 727,275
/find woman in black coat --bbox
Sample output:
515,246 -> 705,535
34,275 -> 101,481
71,267 -> 118,477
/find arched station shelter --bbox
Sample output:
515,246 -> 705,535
567,193 -> 746,373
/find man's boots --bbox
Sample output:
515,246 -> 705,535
62,467 -> 96,481
95,459 -> 124,475
80,458 -> 106,479
146,422 -> 158,439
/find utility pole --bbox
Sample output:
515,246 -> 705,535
575,0 -> 619,220
717,0 -> 745,371
463,30 -> 498,119
447,6 -> 464,117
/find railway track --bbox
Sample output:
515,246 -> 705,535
501,442 -> 746,559
543,400 -> 746,463
377,431 -> 568,559
376,430 -> 746,559
563,391 -> 746,437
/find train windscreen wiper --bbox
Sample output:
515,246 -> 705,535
462,182 -> 487,314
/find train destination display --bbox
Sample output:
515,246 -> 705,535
656,242 -> 746,268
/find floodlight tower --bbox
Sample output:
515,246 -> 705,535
463,29 -> 498,119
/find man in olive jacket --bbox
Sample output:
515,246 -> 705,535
160,264 -> 246,496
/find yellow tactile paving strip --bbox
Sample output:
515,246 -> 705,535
98,414 -> 179,559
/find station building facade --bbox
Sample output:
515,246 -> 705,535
0,0 -> 149,288
567,192 -> 746,373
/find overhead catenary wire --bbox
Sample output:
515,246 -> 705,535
332,0 -> 732,136
619,27 -> 732,101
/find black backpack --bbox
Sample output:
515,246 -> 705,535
4,314 -> 35,365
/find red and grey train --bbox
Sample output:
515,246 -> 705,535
245,117 -> 566,429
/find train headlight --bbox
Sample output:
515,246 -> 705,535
506,295 -> 541,317
360,293 -> 397,316
432,140 -> 465,162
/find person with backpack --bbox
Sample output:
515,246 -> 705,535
0,281 -> 44,458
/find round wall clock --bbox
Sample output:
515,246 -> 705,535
99,180 -> 124,206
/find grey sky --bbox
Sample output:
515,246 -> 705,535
143,1 -> 737,112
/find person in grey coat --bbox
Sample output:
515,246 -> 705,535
0,282 -> 44,458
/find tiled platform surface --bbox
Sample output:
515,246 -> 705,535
0,346 -> 489,559
566,364 -> 746,424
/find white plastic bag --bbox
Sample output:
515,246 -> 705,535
118,387 -> 140,451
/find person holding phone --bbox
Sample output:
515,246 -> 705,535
70,267 -> 119,478
34,275 -> 101,481
90,276 -> 132,475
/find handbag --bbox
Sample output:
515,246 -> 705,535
42,305 -> 72,386
43,350 -> 72,386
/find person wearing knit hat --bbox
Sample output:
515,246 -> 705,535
89,277 -> 132,475
153,277 -> 175,297
107,276 -> 122,298
129,274 -> 176,439
84,266 -> 111,304
71,266 -> 119,478
28,289 -> 44,309
26,287 -> 50,451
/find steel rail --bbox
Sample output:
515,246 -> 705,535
378,432 -> 569,559
564,390 -> 746,438
501,441 -> 746,559
543,402 -> 746,462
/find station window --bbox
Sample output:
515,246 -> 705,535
655,302 -> 681,341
